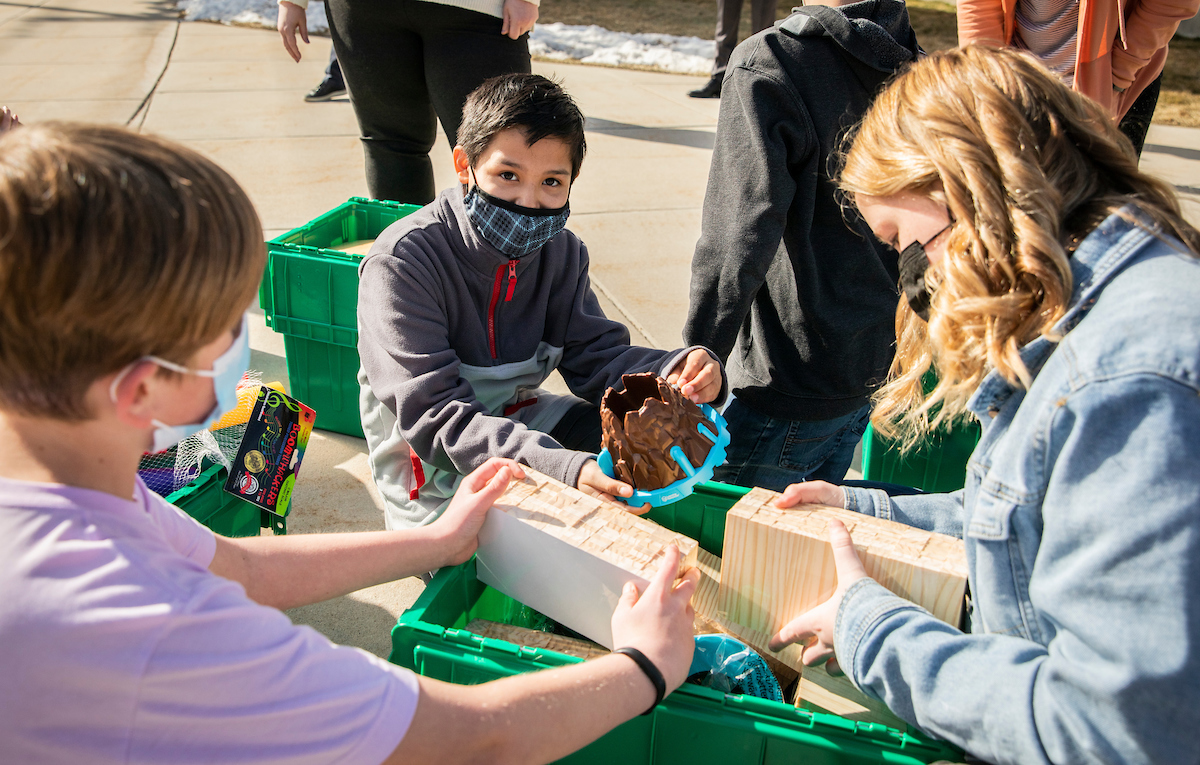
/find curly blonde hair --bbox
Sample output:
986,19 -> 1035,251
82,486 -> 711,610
840,45 -> 1200,448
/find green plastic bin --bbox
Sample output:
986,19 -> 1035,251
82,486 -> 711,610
262,197 -> 422,438
390,482 -> 962,764
861,420 -> 981,494
166,462 -> 274,536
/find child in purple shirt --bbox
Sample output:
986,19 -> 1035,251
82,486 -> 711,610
0,122 -> 698,764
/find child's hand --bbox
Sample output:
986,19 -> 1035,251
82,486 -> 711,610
767,520 -> 869,675
610,545 -> 701,693
774,480 -> 846,510
578,460 -> 640,510
666,349 -> 722,404
430,458 -> 525,566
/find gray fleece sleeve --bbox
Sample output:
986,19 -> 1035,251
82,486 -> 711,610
556,244 -> 729,407
357,251 -> 589,487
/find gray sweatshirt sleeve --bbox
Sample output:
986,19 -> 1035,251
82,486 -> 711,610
357,249 -> 590,487
683,53 -> 814,361
556,243 -> 728,406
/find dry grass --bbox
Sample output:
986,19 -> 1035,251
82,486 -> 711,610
538,0 -> 1200,126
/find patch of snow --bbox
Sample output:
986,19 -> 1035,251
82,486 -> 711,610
530,23 -> 714,75
175,2 -> 714,75
177,0 -> 329,34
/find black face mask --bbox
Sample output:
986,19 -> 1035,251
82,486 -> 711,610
897,221 -> 953,321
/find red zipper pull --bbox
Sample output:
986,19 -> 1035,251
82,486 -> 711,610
505,259 -> 518,302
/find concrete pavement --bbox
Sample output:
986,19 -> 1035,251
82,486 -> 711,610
4,0 -> 1200,657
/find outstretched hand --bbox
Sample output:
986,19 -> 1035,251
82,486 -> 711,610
768,520 -> 869,675
430,458 -> 525,566
666,349 -> 722,404
610,545 -> 701,692
277,1 -> 309,62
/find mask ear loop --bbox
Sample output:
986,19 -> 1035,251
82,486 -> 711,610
108,315 -> 248,402
108,362 -> 138,405
149,314 -> 248,379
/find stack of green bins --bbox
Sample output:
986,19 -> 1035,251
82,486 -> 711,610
389,482 -> 964,765
260,198 -> 422,438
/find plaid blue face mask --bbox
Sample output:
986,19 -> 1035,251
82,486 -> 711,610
463,181 -> 570,258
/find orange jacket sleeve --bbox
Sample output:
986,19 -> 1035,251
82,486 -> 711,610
1111,0 -> 1200,88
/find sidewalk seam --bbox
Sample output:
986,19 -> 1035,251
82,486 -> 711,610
590,274 -> 662,349
127,18 -> 181,130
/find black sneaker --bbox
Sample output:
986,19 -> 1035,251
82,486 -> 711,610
687,73 -> 723,99
305,78 -> 347,102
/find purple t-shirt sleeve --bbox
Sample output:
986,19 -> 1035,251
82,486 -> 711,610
143,480 -> 217,567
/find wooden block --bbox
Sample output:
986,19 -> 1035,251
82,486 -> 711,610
693,550 -> 804,668
795,671 -> 908,729
475,468 -> 699,648
693,549 -> 901,726
692,550 -> 800,694
330,238 -> 376,257
465,620 -> 610,661
718,487 -> 967,638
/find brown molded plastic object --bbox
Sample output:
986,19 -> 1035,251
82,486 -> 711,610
600,373 -> 715,491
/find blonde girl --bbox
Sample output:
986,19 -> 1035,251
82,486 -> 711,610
769,45 -> 1200,764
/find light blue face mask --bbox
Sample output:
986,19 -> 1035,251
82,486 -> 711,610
109,314 -> 251,452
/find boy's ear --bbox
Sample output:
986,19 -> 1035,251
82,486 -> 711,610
452,146 -> 472,186
106,361 -> 162,430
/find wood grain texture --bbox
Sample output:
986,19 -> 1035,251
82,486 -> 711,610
693,549 -> 903,728
718,487 -> 967,636
795,671 -> 907,729
329,238 -> 376,256
465,620 -> 610,661
692,550 -> 800,694
493,468 -> 699,581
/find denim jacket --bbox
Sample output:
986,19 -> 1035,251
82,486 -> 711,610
836,208 -> 1200,764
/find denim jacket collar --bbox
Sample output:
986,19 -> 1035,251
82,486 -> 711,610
966,206 -> 1159,422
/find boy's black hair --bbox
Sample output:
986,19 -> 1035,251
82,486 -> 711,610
458,74 -> 587,180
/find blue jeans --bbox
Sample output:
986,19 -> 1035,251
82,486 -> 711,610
714,399 -> 870,492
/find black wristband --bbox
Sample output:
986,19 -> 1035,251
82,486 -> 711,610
613,646 -> 666,715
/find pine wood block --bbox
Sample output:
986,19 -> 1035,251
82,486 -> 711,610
475,468 -> 699,648
330,238 -> 376,256
692,550 -> 800,694
465,620 -> 610,661
695,548 -> 908,729
795,671 -> 908,729
718,487 -> 967,637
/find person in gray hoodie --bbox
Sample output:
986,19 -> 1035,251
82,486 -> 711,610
684,0 -> 921,492
359,74 -> 726,529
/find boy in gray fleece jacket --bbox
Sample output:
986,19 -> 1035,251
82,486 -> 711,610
358,74 -> 726,529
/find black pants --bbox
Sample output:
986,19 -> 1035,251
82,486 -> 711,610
1117,73 -> 1162,160
713,0 -> 777,76
326,0 -> 531,205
